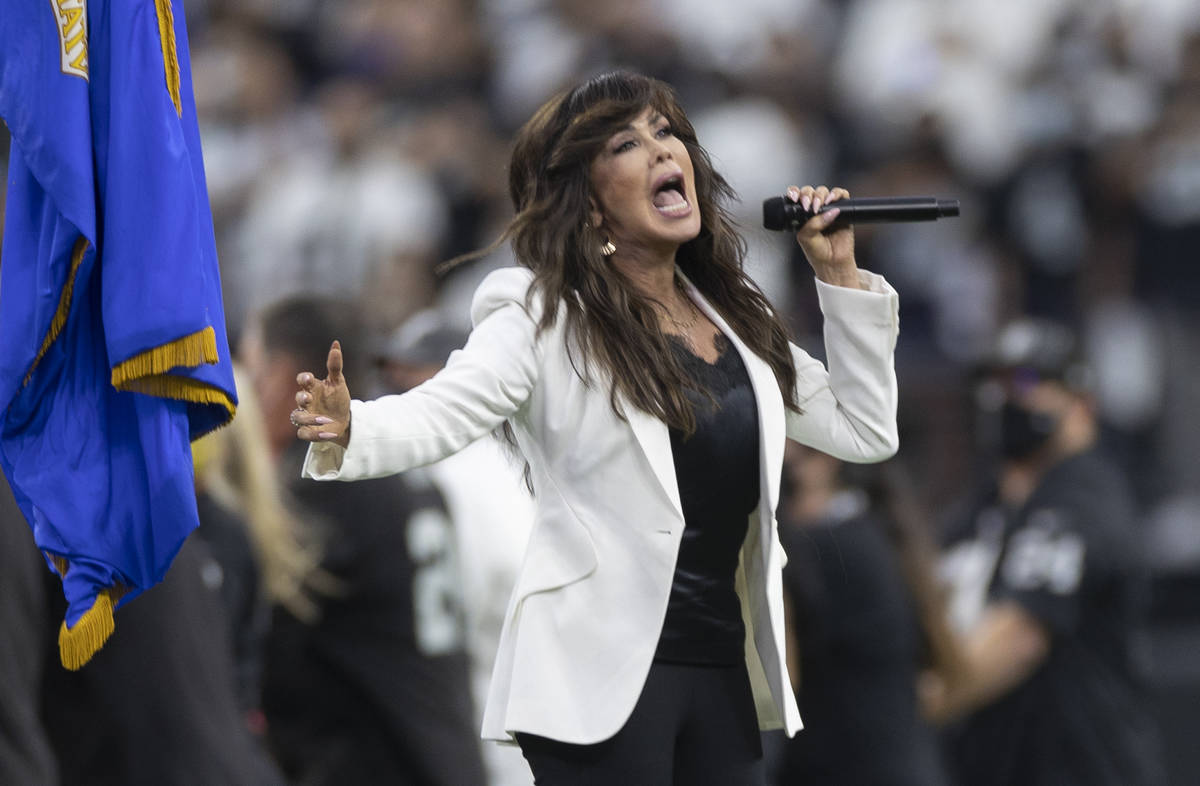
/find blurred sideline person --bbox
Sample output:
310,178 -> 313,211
191,363 -> 336,731
930,318 -> 1165,786
241,296 -> 486,785
776,445 -> 960,786
0,469 -> 58,784
0,469 -> 288,785
380,308 -> 536,786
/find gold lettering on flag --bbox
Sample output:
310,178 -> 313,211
51,0 -> 89,80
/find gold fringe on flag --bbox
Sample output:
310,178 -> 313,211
23,237 -> 89,387
153,0 -> 182,115
110,326 -> 237,422
58,588 -> 118,671
110,326 -> 217,385
46,555 -> 127,670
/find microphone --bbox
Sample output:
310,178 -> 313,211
762,195 -> 960,231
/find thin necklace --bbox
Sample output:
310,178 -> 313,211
662,275 -> 700,333
663,297 -> 699,334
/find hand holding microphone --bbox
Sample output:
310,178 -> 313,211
763,192 -> 960,230
771,185 -> 960,289
783,185 -> 861,288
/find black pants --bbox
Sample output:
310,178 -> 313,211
516,661 -> 765,786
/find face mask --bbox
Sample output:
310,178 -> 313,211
999,399 -> 1060,460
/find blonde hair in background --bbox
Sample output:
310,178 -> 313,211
193,364 -> 338,622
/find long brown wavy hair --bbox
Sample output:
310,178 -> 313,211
506,70 -> 798,432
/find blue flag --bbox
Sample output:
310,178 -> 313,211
0,0 -> 236,669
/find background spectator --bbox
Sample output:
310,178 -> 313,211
777,446 -> 960,786
241,296 -> 486,785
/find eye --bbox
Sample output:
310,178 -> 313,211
613,139 -> 636,154
656,125 -> 674,138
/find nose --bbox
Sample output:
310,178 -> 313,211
649,134 -> 673,162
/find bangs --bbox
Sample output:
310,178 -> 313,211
548,72 -> 694,171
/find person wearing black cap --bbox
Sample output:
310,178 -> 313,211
928,318 -> 1164,786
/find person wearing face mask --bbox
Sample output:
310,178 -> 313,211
929,318 -> 1165,786
287,70 -> 901,785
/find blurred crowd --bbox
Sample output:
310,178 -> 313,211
3,0 -> 1200,784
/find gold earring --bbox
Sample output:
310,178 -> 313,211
600,238 -> 616,256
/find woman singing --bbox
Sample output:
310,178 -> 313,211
290,70 -> 900,785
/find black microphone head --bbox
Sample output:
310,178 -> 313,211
762,196 -> 791,231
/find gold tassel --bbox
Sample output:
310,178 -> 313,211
123,375 -> 237,420
110,326 -> 237,429
24,237 -> 89,387
58,588 -> 118,671
153,0 -> 182,115
110,326 -> 218,387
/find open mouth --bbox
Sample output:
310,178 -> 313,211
652,174 -> 690,216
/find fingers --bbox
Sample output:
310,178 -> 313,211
294,337 -> 343,400
289,339 -> 347,446
823,186 -> 849,207
292,403 -> 340,441
295,424 -> 342,443
290,408 -> 340,443
326,340 -> 343,383
290,407 -> 333,428
296,370 -> 319,391
786,185 -> 850,211
787,186 -> 854,238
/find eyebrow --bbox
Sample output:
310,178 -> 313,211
615,111 -> 667,134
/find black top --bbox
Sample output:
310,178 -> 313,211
194,491 -> 271,715
940,449 -> 1165,786
655,333 -> 761,665
778,493 -> 950,786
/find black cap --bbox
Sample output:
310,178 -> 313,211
980,317 -> 1093,392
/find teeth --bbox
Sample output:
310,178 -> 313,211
656,199 -> 689,215
652,176 -> 689,215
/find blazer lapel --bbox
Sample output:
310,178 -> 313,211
679,273 -> 786,524
619,272 -> 788,527
625,404 -> 684,516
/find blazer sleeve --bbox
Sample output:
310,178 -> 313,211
785,269 -> 900,463
302,267 -> 542,481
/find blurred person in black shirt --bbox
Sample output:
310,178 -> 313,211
192,362 -> 337,736
777,445 -> 961,786
0,468 -> 287,786
930,318 -> 1164,786
0,469 -> 58,785
242,296 -> 485,786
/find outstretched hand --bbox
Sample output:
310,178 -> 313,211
291,340 -> 352,448
787,184 -> 861,290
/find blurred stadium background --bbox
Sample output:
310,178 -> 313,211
2,0 -> 1198,781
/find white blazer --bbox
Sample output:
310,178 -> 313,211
303,265 -> 900,744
